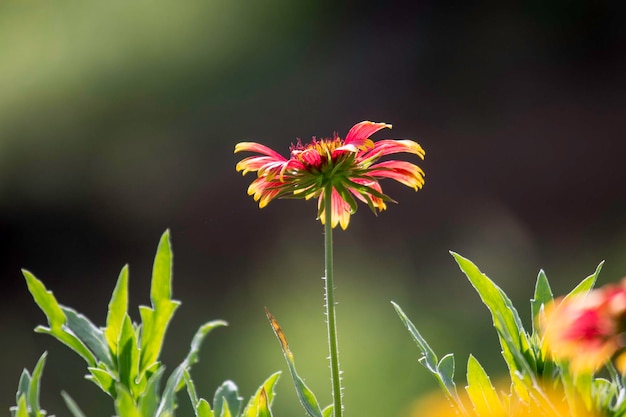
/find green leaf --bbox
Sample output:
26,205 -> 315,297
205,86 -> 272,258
437,354 -> 457,393
139,301 -> 180,372
197,399 -> 214,417
465,354 -> 504,415
139,231 -> 181,374
115,385 -> 142,417
12,353 -> 47,417
24,271 -> 97,366
62,306 -> 115,369
255,389 -> 273,417
391,302 -> 438,372
451,252 -> 535,399
138,367 -> 166,417
184,370 -> 199,409
185,371 -> 214,417
213,381 -> 243,417
531,269 -> 553,331
155,321 -> 226,417
28,351 -> 47,417
105,265 -> 129,357
15,368 -> 31,406
14,395 -> 29,417
186,320 -> 228,367
243,372 -> 281,417
155,362 -> 186,417
61,391 -> 87,417
34,326 -> 96,367
117,314 -> 140,394
451,252 -> 528,352
23,270 -> 66,329
151,229 -> 173,306
221,401 -> 233,417
87,367 -> 117,397
391,301 -> 466,410
564,261 -> 604,300
265,308 -> 324,417
321,405 -> 334,417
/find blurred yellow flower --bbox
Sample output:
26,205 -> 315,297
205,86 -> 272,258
408,388 -> 599,417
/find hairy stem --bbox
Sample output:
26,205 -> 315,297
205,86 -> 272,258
324,185 -> 343,417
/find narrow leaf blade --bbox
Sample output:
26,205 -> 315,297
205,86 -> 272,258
61,391 -> 87,417
105,265 -> 129,357
265,308 -> 323,417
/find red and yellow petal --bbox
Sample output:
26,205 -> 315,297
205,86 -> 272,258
362,139 -> 425,160
318,188 -> 352,230
237,122 -> 425,230
247,177 -> 283,208
369,160 -> 425,190
235,142 -> 287,160
296,148 -> 323,167
541,294 -> 619,373
349,179 -> 387,211
236,156 -> 279,175
344,121 -> 390,150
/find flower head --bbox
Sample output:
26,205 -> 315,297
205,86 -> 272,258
235,121 -> 425,229
540,278 -> 626,374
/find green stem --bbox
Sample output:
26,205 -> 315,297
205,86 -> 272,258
324,185 -> 343,417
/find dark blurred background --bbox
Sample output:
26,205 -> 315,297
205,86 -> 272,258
1,1 -> 625,416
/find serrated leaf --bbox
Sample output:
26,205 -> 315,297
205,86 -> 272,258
105,265 -> 129,357
61,391 -> 87,417
214,381 -> 243,417
63,306 -> 114,369
465,355 -> 504,415
265,308 -> 324,417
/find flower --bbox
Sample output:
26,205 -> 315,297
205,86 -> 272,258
235,121 -> 425,229
409,386 -> 599,417
540,279 -> 626,374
